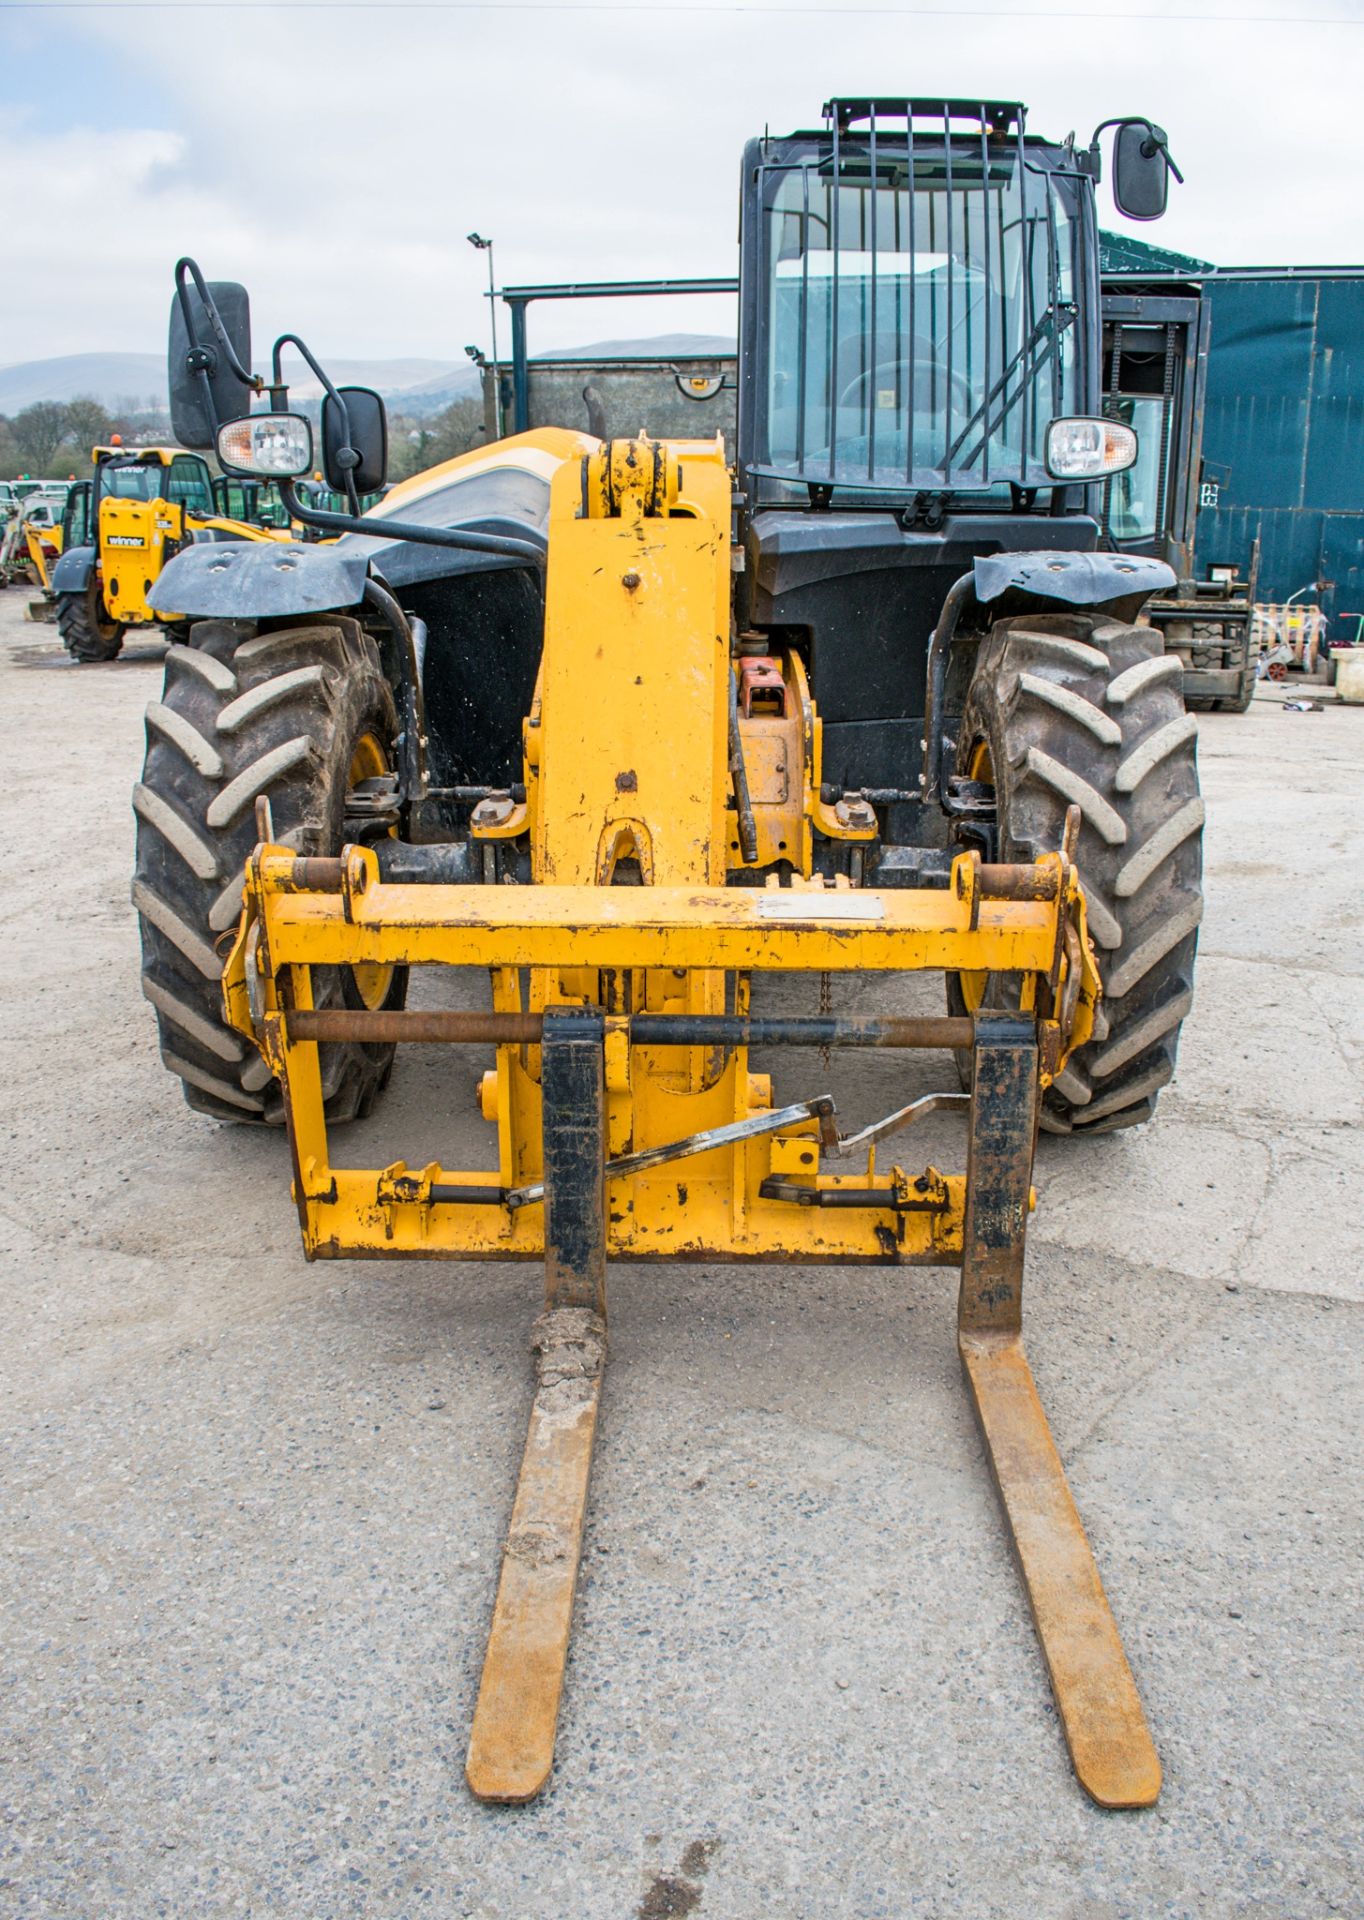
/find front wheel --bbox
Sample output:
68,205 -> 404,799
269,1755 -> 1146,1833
57,581 -> 124,662
951,612 -> 1204,1136
133,615 -> 407,1124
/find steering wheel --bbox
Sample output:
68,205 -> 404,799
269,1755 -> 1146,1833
838,356 -> 972,418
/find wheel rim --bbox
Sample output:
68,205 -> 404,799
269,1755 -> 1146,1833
346,731 -> 395,1011
90,581 -> 121,644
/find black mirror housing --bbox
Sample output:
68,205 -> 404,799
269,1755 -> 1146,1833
1112,122 -> 1171,221
321,386 -> 388,495
168,279 -> 254,448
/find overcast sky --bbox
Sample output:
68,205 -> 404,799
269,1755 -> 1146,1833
1,0 -> 1362,372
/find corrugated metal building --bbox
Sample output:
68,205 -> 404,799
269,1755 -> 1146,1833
1101,233 -> 1364,634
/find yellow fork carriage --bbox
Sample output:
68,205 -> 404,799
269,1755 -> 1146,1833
220,437 -> 1159,1809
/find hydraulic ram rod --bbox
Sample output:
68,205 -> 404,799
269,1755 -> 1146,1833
501,1095 -> 839,1212
278,855 -> 1060,901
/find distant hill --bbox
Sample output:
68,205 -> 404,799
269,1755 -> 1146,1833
0,353 -> 170,411
0,350 -> 475,415
0,335 -> 736,418
271,353 -> 474,402
539,333 -> 736,360
383,362 -> 483,417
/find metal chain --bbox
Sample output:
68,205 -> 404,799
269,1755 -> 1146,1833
1152,320 -> 1179,542
1099,319 -> 1124,542
819,969 -> 833,1072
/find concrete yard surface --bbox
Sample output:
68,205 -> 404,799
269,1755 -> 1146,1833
1,594 -> 1361,1920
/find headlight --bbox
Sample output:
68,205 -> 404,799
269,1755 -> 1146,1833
217,413 -> 314,478
1046,417 -> 1138,480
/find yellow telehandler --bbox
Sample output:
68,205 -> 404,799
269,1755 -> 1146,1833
50,440 -> 291,660
134,104 -> 1199,1808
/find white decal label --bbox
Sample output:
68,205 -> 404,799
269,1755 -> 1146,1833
757,893 -> 884,922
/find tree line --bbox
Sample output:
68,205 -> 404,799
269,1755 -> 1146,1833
386,395 -> 488,479
0,395 -> 171,481
1,390 -> 490,485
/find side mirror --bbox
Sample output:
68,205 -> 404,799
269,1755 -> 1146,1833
1112,121 -> 1175,222
321,386 -> 388,495
168,274 -> 254,449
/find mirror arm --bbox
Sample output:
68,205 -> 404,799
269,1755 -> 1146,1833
276,477 -> 546,564
1087,116 -> 1183,187
173,257 -> 261,440
1149,134 -> 1184,185
272,332 -> 363,513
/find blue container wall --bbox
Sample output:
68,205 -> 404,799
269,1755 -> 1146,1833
1195,276 -> 1364,630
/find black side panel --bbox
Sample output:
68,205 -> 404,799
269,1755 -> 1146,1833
408,565 -> 545,790
347,465 -> 551,591
820,718 -> 921,792
747,509 -> 1097,726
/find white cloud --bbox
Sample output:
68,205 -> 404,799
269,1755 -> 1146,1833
1,0 -> 1361,368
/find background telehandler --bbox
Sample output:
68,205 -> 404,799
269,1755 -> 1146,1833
134,100 -> 1199,1808
50,440 -> 292,660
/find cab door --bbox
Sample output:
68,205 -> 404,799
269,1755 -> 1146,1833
62,481 -> 92,553
1098,292 -> 1207,575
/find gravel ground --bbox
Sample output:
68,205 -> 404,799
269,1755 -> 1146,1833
1,593 -> 1360,1920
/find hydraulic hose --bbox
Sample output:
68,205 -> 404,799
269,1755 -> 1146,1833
921,572 -> 976,809
362,577 -> 427,806
727,656 -> 759,863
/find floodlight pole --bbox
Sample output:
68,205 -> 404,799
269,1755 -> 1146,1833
468,233 -> 504,440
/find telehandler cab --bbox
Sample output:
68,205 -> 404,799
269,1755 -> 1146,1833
136,102 -> 1199,1807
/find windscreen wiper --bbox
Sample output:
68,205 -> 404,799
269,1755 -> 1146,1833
947,302 -> 1076,471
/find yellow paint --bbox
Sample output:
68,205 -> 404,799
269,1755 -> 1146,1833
535,437 -> 730,889
375,427 -> 599,518
220,433 -> 1102,1265
24,516 -> 63,591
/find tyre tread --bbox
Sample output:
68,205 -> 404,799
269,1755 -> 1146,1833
133,616 -> 404,1126
955,611 -> 1203,1134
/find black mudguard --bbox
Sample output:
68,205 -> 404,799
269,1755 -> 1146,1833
147,539 -> 373,620
51,545 -> 97,596
973,550 -> 1176,624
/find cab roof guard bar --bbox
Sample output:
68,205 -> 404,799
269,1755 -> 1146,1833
492,278 -> 739,435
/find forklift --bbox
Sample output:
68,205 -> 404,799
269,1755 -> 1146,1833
138,100 -> 1197,1806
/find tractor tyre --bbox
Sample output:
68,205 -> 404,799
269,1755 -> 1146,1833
950,611 -> 1203,1136
57,582 -> 125,662
132,616 -> 407,1125
1218,657 -> 1258,714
